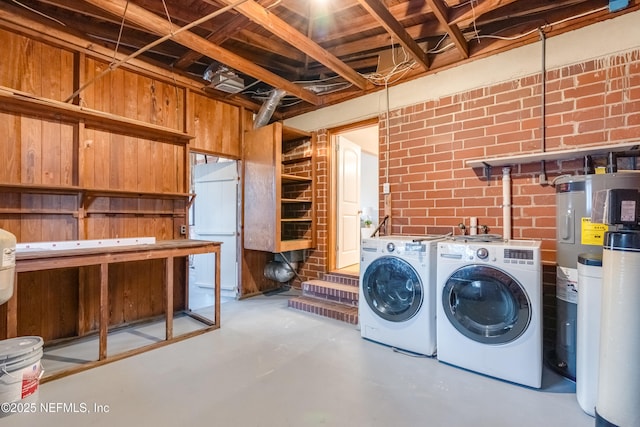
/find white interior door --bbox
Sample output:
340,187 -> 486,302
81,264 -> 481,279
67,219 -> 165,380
337,136 -> 361,268
191,160 -> 238,300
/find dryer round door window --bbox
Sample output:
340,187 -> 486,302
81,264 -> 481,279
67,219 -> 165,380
442,265 -> 531,344
362,255 -> 423,322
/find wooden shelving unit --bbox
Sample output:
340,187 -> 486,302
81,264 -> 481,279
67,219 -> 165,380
0,86 -> 193,144
243,122 -> 316,253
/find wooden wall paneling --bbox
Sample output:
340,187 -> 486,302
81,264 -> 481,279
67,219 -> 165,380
108,263 -> 125,326
189,91 -> 242,158
173,258 -> 186,311
162,80 -> 184,131
17,35 -> 42,95
93,131 -> 110,189
162,144 -> 177,193
79,126 -> 94,189
109,134 -> 125,190
149,140 -> 162,193
46,268 -> 79,341
20,195 -> 42,241
78,264 -> 100,336
0,112 -> 20,183
124,135 -> 138,191
21,116 -> 42,184
0,30 -> 21,88
16,272 -> 40,336
0,304 -> 6,340
17,269 -> 78,341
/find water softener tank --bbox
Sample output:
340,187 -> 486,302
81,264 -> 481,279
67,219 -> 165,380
0,228 -> 17,305
554,172 -> 640,380
576,253 -> 603,417
596,231 -> 640,427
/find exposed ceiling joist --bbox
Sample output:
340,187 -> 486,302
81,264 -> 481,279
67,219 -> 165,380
427,0 -> 469,59
356,0 -> 429,71
81,0 -> 321,105
219,0 -> 370,90
3,0 -> 640,117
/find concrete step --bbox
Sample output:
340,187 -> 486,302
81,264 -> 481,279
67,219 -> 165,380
302,279 -> 358,307
288,296 -> 358,325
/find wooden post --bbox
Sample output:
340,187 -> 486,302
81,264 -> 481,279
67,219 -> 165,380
165,256 -> 174,340
99,263 -> 108,360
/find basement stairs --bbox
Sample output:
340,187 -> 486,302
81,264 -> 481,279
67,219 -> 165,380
287,271 -> 359,325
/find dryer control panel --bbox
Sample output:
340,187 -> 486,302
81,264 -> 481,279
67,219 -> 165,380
438,240 -> 540,269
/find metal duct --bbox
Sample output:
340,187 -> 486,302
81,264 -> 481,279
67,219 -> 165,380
264,260 -> 297,283
253,88 -> 286,129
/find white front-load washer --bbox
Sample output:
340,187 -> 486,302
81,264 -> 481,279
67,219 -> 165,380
436,239 -> 543,388
359,235 -> 443,356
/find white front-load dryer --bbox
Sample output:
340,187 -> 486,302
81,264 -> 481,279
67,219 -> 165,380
436,239 -> 543,388
359,235 -> 442,356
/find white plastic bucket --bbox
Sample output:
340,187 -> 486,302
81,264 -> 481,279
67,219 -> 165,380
0,337 -> 44,410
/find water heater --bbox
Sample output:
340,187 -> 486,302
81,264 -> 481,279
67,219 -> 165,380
0,228 -> 17,305
554,172 -> 640,379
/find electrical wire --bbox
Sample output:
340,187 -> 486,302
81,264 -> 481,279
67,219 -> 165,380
63,0 -> 249,103
10,0 -> 66,26
111,1 -> 129,66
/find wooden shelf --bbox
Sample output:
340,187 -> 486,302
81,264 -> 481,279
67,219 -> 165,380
0,208 -> 77,215
244,122 -> 316,253
279,239 -> 314,252
0,86 -> 193,144
83,188 -> 190,200
466,141 -> 640,168
282,198 -> 312,203
0,184 -> 189,200
0,183 -> 81,195
282,156 -> 312,165
86,210 -> 185,216
283,126 -> 311,142
281,174 -> 313,184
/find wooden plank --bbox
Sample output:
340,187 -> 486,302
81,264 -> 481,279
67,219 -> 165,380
165,256 -> 173,340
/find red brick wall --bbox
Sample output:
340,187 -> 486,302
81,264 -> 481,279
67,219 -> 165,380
381,49 -> 640,264
297,48 -> 640,347
377,49 -> 640,347
296,131 -> 328,283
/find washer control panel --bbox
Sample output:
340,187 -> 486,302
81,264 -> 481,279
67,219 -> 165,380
438,240 -> 540,269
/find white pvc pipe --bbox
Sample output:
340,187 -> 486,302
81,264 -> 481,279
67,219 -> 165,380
470,217 -> 478,235
502,167 -> 512,240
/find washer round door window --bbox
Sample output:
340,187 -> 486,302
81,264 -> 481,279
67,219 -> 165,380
442,265 -> 531,344
362,256 -> 423,322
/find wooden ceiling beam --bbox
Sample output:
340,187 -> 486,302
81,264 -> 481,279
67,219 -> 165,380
356,0 -> 429,71
449,0 -> 520,26
173,14 -> 252,69
426,0 -> 469,59
173,0 -> 284,71
219,0 -> 370,89
308,1 -> 434,45
81,0 -> 320,105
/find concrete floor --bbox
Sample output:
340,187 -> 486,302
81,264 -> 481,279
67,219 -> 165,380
1,289 -> 593,427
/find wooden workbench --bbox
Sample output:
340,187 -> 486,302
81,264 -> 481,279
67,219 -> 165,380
10,239 -> 221,381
